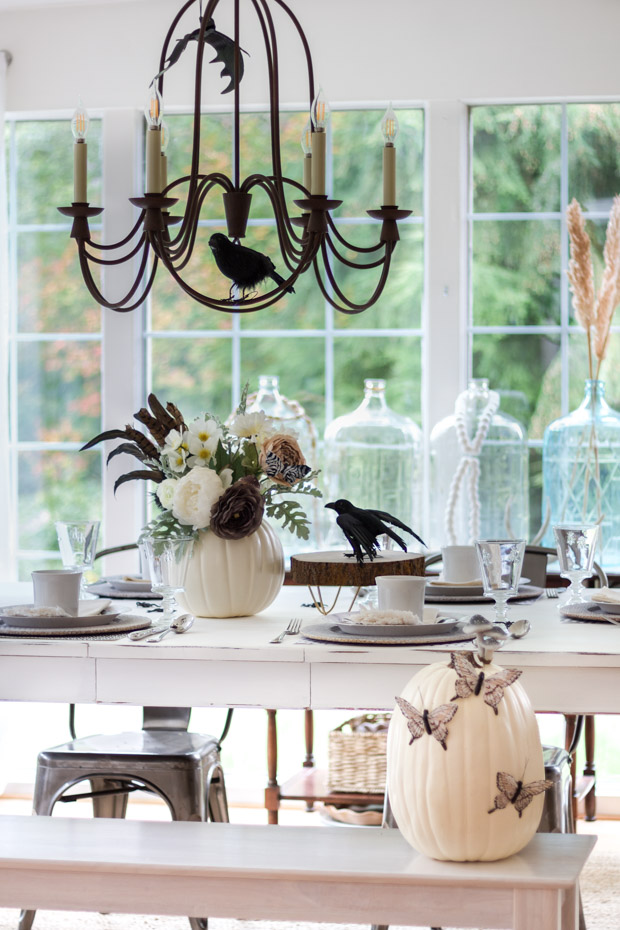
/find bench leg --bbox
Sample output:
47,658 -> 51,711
514,888 -> 565,930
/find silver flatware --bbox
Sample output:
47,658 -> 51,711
128,623 -> 168,641
146,613 -> 194,642
545,588 -> 559,599
270,617 -> 302,643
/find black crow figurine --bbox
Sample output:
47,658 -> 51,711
208,233 -> 295,299
325,499 -> 427,564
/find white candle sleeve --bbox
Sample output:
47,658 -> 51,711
311,130 -> 326,196
73,140 -> 87,203
146,128 -> 162,194
383,144 -> 396,206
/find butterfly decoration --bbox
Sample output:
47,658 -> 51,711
450,652 -> 522,715
395,696 -> 458,751
264,450 -> 312,486
488,771 -> 553,818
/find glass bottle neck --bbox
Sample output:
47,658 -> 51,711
360,379 -> 388,413
580,379 -> 608,415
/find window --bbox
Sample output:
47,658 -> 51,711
5,117 -> 103,580
469,102 -> 620,537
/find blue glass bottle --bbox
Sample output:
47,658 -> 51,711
542,380 -> 620,570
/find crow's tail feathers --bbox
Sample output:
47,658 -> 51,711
270,270 -> 295,295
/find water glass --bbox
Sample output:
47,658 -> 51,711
475,539 -> 526,625
140,535 -> 194,621
55,521 -> 100,598
553,524 -> 600,606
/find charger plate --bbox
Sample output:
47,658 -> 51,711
560,603 -> 620,624
0,605 -> 120,629
0,615 -> 152,637
87,581 -> 162,600
301,621 -> 473,646
425,584 -> 542,605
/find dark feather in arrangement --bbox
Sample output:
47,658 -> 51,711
209,233 -> 295,299
325,498 -> 427,564
152,20 -> 246,94
81,394 -> 183,493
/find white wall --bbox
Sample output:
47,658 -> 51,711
2,0 -> 620,113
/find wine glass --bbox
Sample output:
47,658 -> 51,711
55,520 -> 100,600
140,535 -> 194,622
553,524 -> 600,606
475,539 -> 526,626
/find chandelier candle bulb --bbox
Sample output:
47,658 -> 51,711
71,100 -> 89,203
383,144 -> 396,207
311,130 -> 326,196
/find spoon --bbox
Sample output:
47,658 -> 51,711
507,618 -> 531,639
146,613 -> 194,642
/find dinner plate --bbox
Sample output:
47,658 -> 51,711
333,609 -> 459,638
0,605 -> 121,629
425,584 -> 542,604
589,597 -> 620,615
107,575 -> 153,594
301,621 -> 473,646
425,577 -> 531,598
86,581 -> 163,600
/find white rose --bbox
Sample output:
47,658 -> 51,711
172,467 -> 224,530
156,477 -> 177,510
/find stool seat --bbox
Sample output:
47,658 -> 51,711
39,730 -> 221,768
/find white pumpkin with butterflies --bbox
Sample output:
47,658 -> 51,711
387,651 -> 550,862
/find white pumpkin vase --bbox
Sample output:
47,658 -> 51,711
177,520 -> 285,618
387,654 -> 547,862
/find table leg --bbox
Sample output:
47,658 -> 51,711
265,709 -> 279,825
513,888 -> 564,930
303,709 -> 315,812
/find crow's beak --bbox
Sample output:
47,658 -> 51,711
325,502 -> 336,510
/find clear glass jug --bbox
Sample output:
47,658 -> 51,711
542,379 -> 620,570
429,379 -> 529,548
323,379 -> 424,549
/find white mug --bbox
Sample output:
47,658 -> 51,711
376,575 -> 426,621
441,545 -> 480,583
32,569 -> 82,617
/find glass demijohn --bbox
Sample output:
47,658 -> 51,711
543,380 -> 620,571
430,379 -> 529,548
323,379 -> 423,548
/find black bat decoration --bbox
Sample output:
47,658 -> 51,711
209,233 -> 295,299
152,19 -> 246,94
264,450 -> 311,485
324,498 -> 427,564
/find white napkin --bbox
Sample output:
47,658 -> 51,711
78,598 -> 111,616
590,587 -> 620,604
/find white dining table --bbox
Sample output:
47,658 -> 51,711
0,583 -> 619,716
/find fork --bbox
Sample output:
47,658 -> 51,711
270,617 -> 302,643
545,588 -> 559,599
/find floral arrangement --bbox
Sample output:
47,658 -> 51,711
567,195 -> 620,378
83,389 -> 321,541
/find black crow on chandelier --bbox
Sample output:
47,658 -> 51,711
208,233 -> 295,300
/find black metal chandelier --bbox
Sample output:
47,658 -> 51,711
59,0 -> 411,315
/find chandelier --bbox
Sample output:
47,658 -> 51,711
59,0 -> 411,315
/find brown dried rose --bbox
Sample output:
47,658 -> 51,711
210,475 -> 265,540
259,434 -> 310,486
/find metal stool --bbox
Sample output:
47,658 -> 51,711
18,706 -> 229,930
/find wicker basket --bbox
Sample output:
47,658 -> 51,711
327,713 -> 391,793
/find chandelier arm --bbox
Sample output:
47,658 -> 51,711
244,177 -> 307,267
324,233 -> 389,270
184,0 -> 221,205
77,241 -> 157,313
164,178 -> 227,260
83,233 -> 148,266
313,239 -> 394,314
270,0 -> 315,108
156,0 -> 200,93
251,0 -> 284,188
242,173 -> 308,251
326,214 -> 386,253
86,214 -> 147,252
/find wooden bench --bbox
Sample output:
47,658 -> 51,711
0,815 -> 595,930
